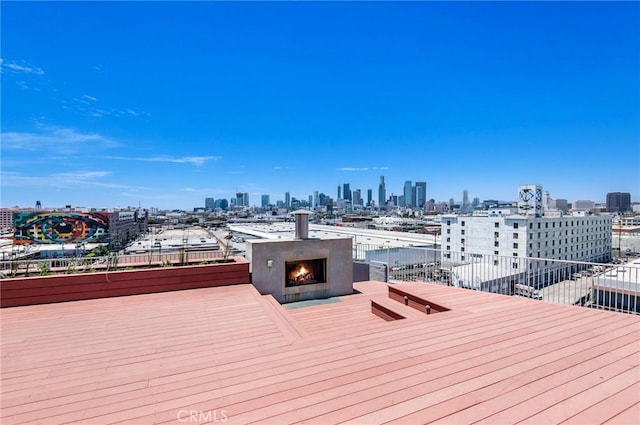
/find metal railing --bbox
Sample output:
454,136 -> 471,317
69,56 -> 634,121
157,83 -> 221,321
0,249 -> 235,278
354,243 -> 639,315
2,243 -> 638,315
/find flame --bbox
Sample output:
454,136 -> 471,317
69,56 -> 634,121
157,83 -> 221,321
294,265 -> 309,279
289,263 -> 315,284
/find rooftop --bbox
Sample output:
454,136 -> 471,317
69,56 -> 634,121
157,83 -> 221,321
2,279 -> 638,424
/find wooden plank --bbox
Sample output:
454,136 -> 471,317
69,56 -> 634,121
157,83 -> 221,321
560,381 -> 640,425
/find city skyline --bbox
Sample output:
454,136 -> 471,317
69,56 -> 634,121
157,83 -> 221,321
2,2 -> 639,210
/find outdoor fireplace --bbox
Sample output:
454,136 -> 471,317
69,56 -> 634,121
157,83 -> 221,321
246,209 -> 353,303
286,259 -> 326,287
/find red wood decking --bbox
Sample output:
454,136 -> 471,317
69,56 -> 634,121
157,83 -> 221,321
1,280 -> 638,424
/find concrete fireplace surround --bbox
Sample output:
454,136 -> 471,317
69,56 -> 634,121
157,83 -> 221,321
246,233 -> 353,304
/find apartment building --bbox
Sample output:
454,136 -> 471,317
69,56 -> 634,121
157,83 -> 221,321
441,213 -> 612,264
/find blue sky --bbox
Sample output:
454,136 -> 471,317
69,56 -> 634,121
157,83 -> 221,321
2,1 -> 639,210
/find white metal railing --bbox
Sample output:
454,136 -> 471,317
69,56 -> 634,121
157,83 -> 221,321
0,249 -> 235,278
354,243 -> 639,315
2,244 -> 638,315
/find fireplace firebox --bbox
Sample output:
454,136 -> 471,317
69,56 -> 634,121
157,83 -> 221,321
285,259 -> 327,287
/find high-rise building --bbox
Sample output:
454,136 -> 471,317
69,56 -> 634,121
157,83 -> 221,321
235,192 -> 249,207
415,182 -> 426,208
367,189 -> 372,207
308,195 -> 313,207
352,189 -> 361,206
337,186 -> 341,200
606,192 -> 631,213
285,192 -> 290,209
463,190 -> 469,207
343,183 -> 351,202
555,199 -> 569,214
214,199 -> 228,210
574,200 -> 595,211
403,181 -> 413,208
313,191 -> 319,208
205,197 -> 214,210
261,195 -> 270,208
378,176 -> 386,208
0,208 -> 14,230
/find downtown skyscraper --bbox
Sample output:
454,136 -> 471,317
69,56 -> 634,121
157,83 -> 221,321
378,176 -> 386,208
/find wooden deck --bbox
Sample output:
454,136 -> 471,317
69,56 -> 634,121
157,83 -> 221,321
1,281 -> 638,424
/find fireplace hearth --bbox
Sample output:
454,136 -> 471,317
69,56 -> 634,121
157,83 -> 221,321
286,259 -> 326,287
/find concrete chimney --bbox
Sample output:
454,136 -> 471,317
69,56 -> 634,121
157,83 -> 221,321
293,210 -> 311,239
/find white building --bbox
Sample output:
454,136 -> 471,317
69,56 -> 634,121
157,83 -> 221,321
439,185 -> 613,288
441,213 -> 612,264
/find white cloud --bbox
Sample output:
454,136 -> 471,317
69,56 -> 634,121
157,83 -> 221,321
1,125 -> 119,152
337,166 -> 390,171
1,170 -> 142,190
1,60 -> 45,75
105,155 -> 221,166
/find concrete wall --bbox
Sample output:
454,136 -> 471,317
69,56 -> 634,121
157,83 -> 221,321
246,238 -> 353,303
353,262 -> 370,282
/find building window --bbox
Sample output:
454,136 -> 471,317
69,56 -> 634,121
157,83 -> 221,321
494,241 -> 499,247
494,251 -> 499,255
461,238 -> 465,244
461,247 -> 465,252
446,237 -> 450,242
461,255 -> 465,260
513,243 -> 518,249
494,232 -> 499,238
447,220 -> 451,226
495,222 -> 500,228
461,229 -> 465,235
513,233 -> 518,239
512,262 -> 518,268
446,229 -> 450,234
461,221 -> 465,226
529,223 -> 533,229
446,246 -> 450,251
494,260 -> 499,266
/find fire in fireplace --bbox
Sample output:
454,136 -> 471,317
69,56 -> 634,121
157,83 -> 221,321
285,259 -> 327,287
